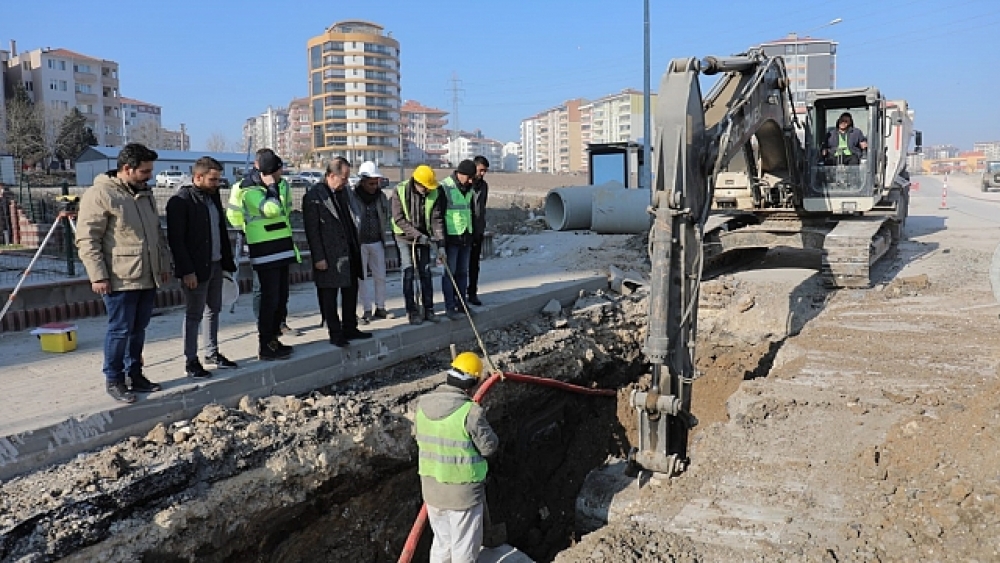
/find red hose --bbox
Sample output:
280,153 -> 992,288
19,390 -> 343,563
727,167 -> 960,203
397,372 -> 613,562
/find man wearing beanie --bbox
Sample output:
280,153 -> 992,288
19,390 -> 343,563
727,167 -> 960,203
226,148 -> 299,360
440,159 -> 479,321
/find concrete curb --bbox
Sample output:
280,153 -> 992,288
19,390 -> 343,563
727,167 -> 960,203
0,275 -> 606,481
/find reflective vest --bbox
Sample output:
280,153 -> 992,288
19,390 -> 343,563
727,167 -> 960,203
391,181 -> 439,235
415,401 -> 488,484
441,176 -> 473,236
226,179 -> 299,266
836,131 -> 852,156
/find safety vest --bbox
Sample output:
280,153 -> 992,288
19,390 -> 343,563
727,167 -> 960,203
391,181 -> 439,235
226,179 -> 299,266
415,401 -> 488,484
441,176 -> 473,236
836,131 -> 852,156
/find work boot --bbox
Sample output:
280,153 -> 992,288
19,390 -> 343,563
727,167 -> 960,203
204,352 -> 238,369
329,334 -> 350,348
360,312 -> 373,325
259,340 -> 292,361
373,308 -> 391,320
408,312 -> 424,325
185,359 -> 212,379
446,309 -> 464,321
424,309 -> 441,323
344,328 -> 373,340
128,372 -> 162,393
107,380 -> 136,404
280,322 -> 302,337
467,294 -> 483,306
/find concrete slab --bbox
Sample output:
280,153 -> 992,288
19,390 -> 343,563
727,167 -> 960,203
0,234 -> 614,481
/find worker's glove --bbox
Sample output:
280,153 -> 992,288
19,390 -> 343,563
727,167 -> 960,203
416,234 -> 430,246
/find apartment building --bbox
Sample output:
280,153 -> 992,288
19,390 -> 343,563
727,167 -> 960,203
758,33 -> 837,107
973,141 -> 1000,161
307,20 -> 401,165
519,99 -> 586,174
444,131 -> 502,167
580,89 -> 654,146
285,97 -> 312,163
5,44 -> 122,145
501,142 -> 520,172
401,100 -> 448,166
120,96 -> 160,140
519,118 -> 537,172
242,105 -> 290,157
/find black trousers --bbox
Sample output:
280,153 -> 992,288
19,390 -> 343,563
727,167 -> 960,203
317,280 -> 359,337
468,234 -> 484,297
255,264 -> 289,346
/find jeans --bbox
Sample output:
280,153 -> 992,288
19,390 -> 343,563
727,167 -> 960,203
469,234 -> 483,297
359,242 -> 387,312
317,280 -> 359,337
255,264 -> 289,346
397,237 -> 434,313
442,243 -> 471,312
182,261 -> 223,362
102,288 -> 157,383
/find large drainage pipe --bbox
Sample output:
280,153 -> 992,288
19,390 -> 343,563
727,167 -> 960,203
545,183 -> 620,231
591,187 -> 652,234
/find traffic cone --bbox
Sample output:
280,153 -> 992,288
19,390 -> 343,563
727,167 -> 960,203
940,175 -> 949,210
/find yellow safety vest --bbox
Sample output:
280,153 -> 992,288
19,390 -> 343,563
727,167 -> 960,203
415,401 -> 488,484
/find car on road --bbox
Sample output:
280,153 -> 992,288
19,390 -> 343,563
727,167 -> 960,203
155,170 -> 190,189
297,171 -> 323,184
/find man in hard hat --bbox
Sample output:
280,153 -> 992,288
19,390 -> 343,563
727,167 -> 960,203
166,156 -> 238,379
390,164 -> 446,325
467,156 -> 490,307
353,161 -> 397,324
440,160 -> 478,321
226,148 -> 299,360
415,352 -> 499,563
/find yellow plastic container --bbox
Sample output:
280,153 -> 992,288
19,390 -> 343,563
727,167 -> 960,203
31,323 -> 78,353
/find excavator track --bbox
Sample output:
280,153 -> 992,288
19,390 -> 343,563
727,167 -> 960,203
820,217 -> 895,288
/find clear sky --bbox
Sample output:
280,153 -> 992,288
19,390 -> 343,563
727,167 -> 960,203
5,0 -> 997,151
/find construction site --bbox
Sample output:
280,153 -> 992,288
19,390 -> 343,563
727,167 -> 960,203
3,48 -> 1000,562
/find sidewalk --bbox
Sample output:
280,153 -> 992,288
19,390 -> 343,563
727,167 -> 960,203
0,231 -> 619,480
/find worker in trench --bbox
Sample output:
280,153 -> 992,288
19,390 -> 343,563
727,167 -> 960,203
414,352 -> 499,562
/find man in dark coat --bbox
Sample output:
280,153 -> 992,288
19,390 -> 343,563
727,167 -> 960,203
166,156 -> 238,378
302,157 -> 373,347
467,156 -> 490,306
822,112 -> 868,166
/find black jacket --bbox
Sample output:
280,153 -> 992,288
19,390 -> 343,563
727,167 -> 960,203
471,177 -> 488,238
166,185 -> 236,281
302,182 -> 362,288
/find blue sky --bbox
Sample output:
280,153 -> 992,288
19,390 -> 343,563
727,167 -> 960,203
5,0 -> 998,151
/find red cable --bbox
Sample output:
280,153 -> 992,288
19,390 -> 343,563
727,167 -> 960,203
397,372 -> 613,562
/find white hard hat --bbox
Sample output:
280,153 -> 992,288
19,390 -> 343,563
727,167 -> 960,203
358,161 -> 383,178
221,273 -> 240,308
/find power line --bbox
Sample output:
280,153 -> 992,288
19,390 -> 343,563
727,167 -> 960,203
446,73 -> 465,141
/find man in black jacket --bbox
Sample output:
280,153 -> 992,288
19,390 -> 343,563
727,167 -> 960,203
302,157 -> 373,347
167,156 -> 239,378
467,156 -> 490,306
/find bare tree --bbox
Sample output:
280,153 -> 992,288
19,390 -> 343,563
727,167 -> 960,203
40,106 -> 68,167
4,84 -> 45,164
205,132 -> 229,152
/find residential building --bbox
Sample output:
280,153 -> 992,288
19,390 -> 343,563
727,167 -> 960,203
307,20 -> 401,165
924,144 -> 961,160
444,130 -> 502,167
758,33 -> 837,106
921,151 -> 985,175
581,89 -> 655,147
5,44 -> 122,145
519,98 -> 586,174
285,97 -> 312,163
242,105 -> 289,157
501,142 -> 520,172
519,119 -> 536,172
401,99 -> 448,166
160,126 -> 190,151
0,48 -> 9,150
973,141 -> 1000,161
120,96 -> 160,133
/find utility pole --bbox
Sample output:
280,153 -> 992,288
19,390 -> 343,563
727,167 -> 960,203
642,0 -> 653,191
446,73 -> 464,165
180,122 -> 187,151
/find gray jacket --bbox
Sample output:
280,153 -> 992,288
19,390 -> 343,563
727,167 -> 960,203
416,384 -> 499,510
471,178 -> 488,238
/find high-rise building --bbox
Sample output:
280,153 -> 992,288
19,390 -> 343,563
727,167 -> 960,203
973,141 -> 1000,161
285,97 -> 312,163
758,33 -> 837,107
5,45 -> 122,145
444,130 -> 503,167
401,100 -> 448,166
307,20 -> 401,165
501,142 -> 520,172
519,99 -> 586,174
242,105 -> 289,157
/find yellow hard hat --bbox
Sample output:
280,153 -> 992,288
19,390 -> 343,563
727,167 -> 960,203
451,352 -> 483,380
412,165 -> 438,189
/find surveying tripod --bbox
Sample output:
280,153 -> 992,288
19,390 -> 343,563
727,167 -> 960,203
0,196 -> 80,328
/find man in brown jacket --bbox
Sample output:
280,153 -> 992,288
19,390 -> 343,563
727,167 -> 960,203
76,143 -> 172,403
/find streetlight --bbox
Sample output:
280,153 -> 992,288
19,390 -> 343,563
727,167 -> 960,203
800,17 -> 842,37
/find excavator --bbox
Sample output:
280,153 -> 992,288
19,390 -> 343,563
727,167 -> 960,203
631,48 -> 919,476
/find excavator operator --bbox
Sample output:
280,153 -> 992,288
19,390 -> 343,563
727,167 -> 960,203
822,112 -> 868,166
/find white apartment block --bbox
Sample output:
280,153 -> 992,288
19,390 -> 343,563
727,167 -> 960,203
759,34 -> 837,107
401,100 -> 449,166
120,97 -> 161,140
6,44 -> 122,146
580,89 -> 654,146
444,135 -> 502,168
973,141 -> 1000,161
243,105 -> 290,158
519,100 -> 583,174
519,119 -> 536,172
501,142 -> 520,172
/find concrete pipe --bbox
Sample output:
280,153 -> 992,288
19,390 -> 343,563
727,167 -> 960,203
590,187 -> 652,234
545,182 -> 625,231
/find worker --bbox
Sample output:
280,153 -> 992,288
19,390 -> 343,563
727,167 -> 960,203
415,352 -> 499,563
391,164 -> 446,325
226,148 -> 299,360
466,156 -> 490,307
440,160 -> 477,321
353,161 -> 397,324
822,112 -> 868,166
